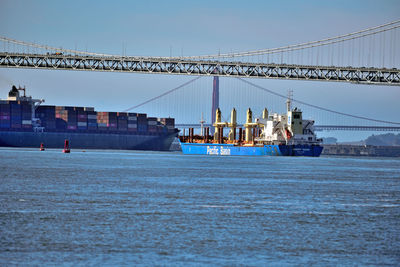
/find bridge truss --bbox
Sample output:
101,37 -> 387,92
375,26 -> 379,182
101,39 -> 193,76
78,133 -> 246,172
0,53 -> 399,85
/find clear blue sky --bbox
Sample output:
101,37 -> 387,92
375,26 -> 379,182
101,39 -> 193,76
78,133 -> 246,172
0,0 -> 399,141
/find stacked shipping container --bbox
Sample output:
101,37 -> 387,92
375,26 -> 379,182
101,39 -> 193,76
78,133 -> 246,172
147,117 -> 158,133
159,118 -> 175,133
127,113 -> 137,132
97,112 -> 117,131
86,108 -> 97,130
76,107 -> 88,130
21,101 -> 32,129
117,112 -> 128,131
0,100 -> 10,128
36,106 -> 56,130
10,101 -> 22,129
0,101 -> 176,134
137,113 -> 147,132
56,106 -> 78,130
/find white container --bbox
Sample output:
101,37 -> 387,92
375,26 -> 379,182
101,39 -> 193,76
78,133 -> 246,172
128,123 -> 137,128
128,116 -> 137,121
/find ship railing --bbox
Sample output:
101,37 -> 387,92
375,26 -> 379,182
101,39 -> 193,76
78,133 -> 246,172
286,141 -> 322,146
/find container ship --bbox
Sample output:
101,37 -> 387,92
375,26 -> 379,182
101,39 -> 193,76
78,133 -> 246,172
180,97 -> 323,157
0,86 -> 178,150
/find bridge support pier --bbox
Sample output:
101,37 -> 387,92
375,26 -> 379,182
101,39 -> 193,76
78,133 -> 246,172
211,76 -> 219,132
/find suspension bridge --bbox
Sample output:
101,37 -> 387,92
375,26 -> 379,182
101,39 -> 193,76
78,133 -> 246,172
0,20 -> 399,132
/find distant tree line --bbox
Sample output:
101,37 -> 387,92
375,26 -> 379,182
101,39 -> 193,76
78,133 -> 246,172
365,133 -> 400,146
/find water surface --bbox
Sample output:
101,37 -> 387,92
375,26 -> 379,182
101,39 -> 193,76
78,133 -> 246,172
1,148 -> 399,265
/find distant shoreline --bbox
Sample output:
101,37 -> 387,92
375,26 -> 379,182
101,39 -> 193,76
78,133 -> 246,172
322,144 -> 400,157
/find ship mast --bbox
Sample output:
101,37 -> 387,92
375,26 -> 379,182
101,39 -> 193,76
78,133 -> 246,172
199,112 -> 205,136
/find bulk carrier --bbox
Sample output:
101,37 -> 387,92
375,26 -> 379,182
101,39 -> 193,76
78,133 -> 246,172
180,97 -> 323,157
0,86 -> 178,150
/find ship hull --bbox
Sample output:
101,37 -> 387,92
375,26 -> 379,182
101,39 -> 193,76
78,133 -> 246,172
0,131 -> 177,151
180,143 -> 323,157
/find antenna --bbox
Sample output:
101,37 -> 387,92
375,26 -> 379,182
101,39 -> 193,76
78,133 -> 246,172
16,85 -> 26,97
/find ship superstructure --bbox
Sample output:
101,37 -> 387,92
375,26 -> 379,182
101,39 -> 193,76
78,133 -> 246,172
254,96 -> 321,147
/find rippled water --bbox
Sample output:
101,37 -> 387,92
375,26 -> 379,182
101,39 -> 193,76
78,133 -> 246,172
1,148 -> 399,265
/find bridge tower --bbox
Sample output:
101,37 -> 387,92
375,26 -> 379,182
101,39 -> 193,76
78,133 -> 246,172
211,76 -> 219,131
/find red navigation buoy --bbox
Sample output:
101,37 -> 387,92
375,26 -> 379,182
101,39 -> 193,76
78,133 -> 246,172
63,139 -> 70,153
39,143 -> 45,151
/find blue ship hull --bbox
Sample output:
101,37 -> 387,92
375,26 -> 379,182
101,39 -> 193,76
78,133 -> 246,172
180,143 -> 323,157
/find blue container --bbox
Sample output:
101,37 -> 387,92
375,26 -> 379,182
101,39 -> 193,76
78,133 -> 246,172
138,124 -> 148,132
